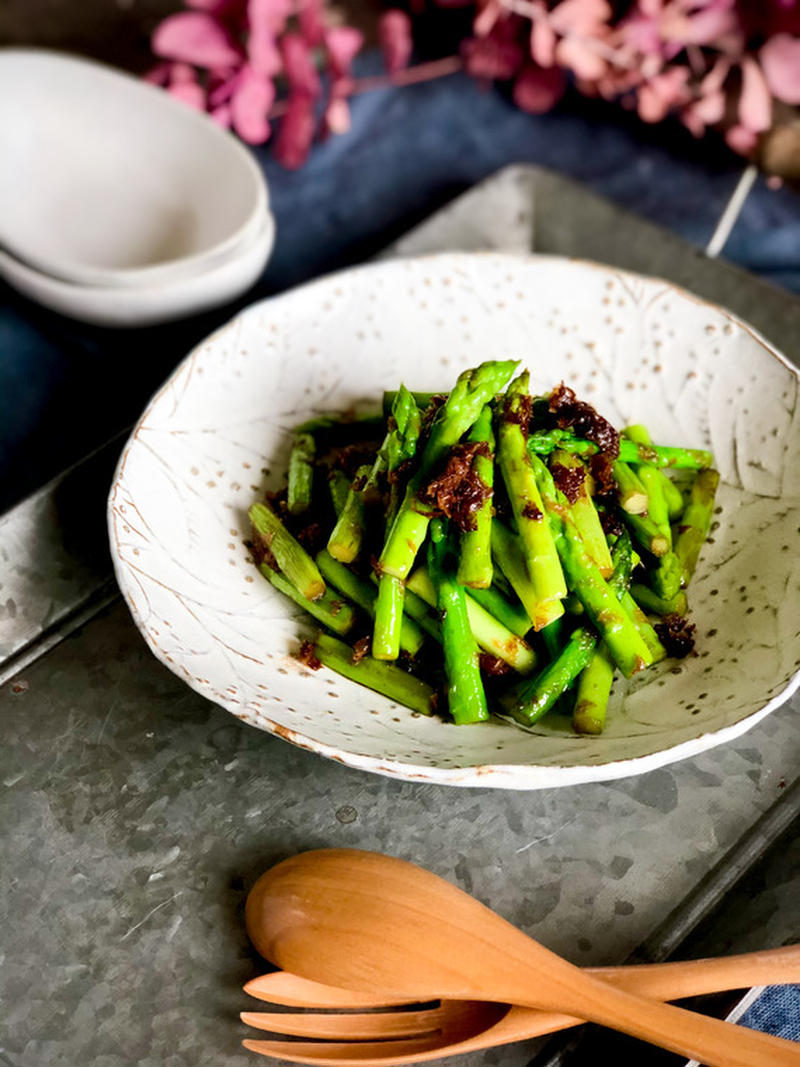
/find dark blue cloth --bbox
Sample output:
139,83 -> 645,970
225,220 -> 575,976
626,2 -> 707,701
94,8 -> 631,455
740,985 -> 800,1043
2,57 -> 800,512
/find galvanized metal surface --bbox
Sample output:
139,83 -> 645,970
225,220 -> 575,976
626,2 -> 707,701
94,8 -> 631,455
0,432 -> 123,682
2,165 -> 799,1067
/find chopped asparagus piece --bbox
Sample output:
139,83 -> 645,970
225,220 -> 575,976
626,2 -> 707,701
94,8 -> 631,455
379,360 -> 518,581
527,430 -> 713,470
491,519 -> 563,630
573,643 -> 615,735
250,502 -> 325,601
630,583 -> 688,618
407,567 -> 536,674
316,551 -> 424,657
498,372 -> 567,627
372,574 -> 406,661
327,469 -> 351,518
620,591 -> 666,662
261,566 -> 353,634
287,431 -> 315,515
612,461 -> 649,515
327,464 -> 370,563
552,449 -> 613,577
428,520 -> 489,724
385,385 -> 422,525
465,584 -> 531,639
674,469 -> 720,587
313,633 -> 435,715
457,405 -> 495,589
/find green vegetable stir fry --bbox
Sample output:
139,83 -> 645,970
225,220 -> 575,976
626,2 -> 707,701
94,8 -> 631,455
249,361 -> 718,734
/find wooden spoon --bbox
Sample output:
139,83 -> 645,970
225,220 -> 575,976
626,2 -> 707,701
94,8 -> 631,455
245,849 -> 800,1067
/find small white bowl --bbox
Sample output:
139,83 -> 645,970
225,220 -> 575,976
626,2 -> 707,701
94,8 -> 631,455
0,48 -> 269,289
0,211 -> 275,327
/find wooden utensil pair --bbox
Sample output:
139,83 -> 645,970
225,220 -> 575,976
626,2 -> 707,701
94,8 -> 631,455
241,849 -> 800,1066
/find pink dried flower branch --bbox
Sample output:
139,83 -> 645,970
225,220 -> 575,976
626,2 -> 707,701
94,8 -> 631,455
149,0 -> 432,167
149,0 -> 800,167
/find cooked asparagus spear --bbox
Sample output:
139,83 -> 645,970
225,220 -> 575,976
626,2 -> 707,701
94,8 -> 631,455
503,625 -> 597,727
465,584 -> 531,638
541,616 -> 565,659
661,475 -> 686,521
385,385 -> 422,524
250,502 -> 325,601
316,551 -> 424,657
551,449 -> 613,577
373,387 -> 424,658
327,469 -> 351,518
407,567 -> 536,674
674,469 -> 720,586
261,566 -> 354,634
630,583 -> 688,618
327,464 -> 370,563
623,424 -> 683,525
313,633 -> 435,715
372,575 -> 406,661
457,405 -> 495,589
532,457 -> 653,677
382,390 -> 438,417
497,372 -> 567,628
501,523 -> 638,726
527,430 -> 713,470
490,519 -> 554,629
612,460 -> 649,515
428,519 -> 489,724
287,431 -> 315,515
573,643 -> 615,735
619,590 -> 667,662
379,360 -> 518,581
622,427 -> 683,605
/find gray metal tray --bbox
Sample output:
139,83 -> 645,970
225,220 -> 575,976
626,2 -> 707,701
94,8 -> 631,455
2,165 -> 798,1067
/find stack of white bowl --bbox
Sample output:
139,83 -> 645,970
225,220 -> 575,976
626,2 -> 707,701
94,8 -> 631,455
0,50 -> 274,327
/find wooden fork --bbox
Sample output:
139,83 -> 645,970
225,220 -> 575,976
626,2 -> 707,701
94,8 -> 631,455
241,947 -> 800,1065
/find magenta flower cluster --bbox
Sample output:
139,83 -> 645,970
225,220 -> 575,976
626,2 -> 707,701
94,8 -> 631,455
147,0 -> 800,166
147,0 -> 413,167
460,0 -> 800,155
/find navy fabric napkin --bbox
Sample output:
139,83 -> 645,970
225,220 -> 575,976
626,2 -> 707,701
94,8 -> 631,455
739,984 -> 800,1043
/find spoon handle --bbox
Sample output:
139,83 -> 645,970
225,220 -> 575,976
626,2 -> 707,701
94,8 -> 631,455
247,944 -> 800,1010
551,973 -> 800,1067
591,943 -> 800,1000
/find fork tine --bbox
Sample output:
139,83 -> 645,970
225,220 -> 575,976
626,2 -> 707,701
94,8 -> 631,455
240,1007 -> 444,1040
242,1035 -> 447,1065
244,973 -> 421,1010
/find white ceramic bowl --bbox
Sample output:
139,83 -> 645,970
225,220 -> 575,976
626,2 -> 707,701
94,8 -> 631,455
0,211 -> 274,327
108,253 -> 800,788
0,49 -> 269,289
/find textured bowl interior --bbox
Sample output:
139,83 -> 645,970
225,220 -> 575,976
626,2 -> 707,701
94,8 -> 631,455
108,254 -> 800,788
